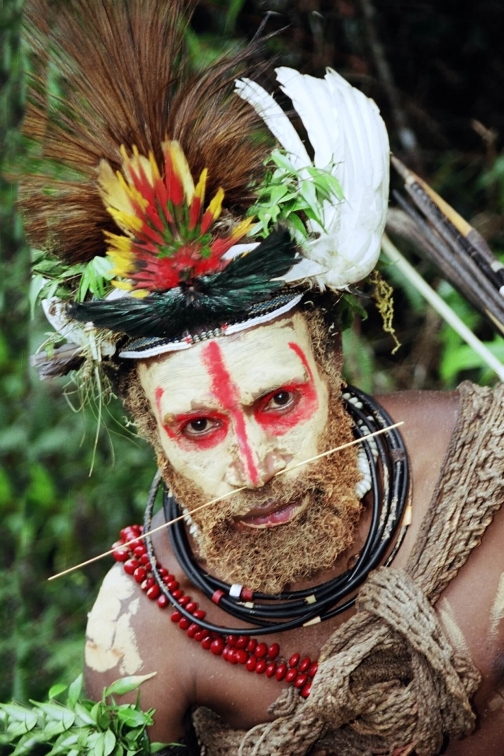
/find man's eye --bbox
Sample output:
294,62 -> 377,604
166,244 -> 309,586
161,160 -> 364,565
183,418 -> 219,436
265,391 -> 295,411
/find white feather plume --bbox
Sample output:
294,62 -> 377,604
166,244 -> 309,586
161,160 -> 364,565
235,67 -> 390,290
234,78 -> 311,173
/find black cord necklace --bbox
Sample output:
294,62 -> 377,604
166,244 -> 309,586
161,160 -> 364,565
145,386 -> 410,636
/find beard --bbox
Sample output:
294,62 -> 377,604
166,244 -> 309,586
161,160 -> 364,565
160,394 -> 362,594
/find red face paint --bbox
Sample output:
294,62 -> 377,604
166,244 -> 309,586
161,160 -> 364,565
170,411 -> 228,450
201,341 -> 260,485
155,386 -> 228,449
253,342 -> 319,435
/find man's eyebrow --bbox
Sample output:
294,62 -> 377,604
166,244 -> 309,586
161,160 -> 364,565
162,402 -> 221,420
252,377 -> 310,399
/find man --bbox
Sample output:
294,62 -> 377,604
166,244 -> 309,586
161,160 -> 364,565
82,312 -> 504,756
24,1 -> 504,754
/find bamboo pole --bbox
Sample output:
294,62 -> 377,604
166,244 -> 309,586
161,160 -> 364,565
381,233 -> 504,382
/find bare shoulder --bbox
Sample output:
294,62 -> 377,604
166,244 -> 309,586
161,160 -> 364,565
376,388 -> 460,442
375,389 -> 461,550
84,562 -> 193,743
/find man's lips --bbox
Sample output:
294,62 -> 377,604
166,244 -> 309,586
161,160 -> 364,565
234,493 -> 310,529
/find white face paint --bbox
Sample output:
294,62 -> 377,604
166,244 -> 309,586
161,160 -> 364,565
139,313 -> 329,509
85,566 -> 143,675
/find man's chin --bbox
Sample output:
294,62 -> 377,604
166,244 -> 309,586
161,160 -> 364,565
195,492 -> 362,595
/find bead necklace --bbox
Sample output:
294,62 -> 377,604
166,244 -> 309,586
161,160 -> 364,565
113,524 -> 318,698
113,386 -> 410,698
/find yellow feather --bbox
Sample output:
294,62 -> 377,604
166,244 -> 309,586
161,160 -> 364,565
194,168 -> 208,203
207,187 -> 225,220
111,280 -> 133,291
149,151 -> 161,182
167,140 -> 195,203
121,144 -> 154,188
230,216 -> 254,240
116,172 -> 148,210
98,160 -> 134,215
109,208 -> 143,235
104,231 -> 134,251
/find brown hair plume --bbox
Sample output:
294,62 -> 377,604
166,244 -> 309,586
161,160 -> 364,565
21,0 -> 270,263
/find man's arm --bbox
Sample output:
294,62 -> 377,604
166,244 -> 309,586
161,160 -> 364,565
84,564 -> 193,744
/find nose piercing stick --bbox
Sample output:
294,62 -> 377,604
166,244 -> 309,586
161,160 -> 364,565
48,421 -> 404,581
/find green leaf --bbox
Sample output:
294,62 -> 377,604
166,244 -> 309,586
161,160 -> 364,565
303,206 -> 324,226
23,710 -> 38,732
286,213 -> 309,240
30,274 -> 49,318
271,150 -> 296,172
0,703 -> 34,722
67,675 -> 83,708
74,702 -> 98,726
103,672 -> 157,698
77,728 -> 93,747
46,733 -> 79,756
96,708 -> 113,730
103,729 -> 117,756
269,184 -> 289,205
12,737 -> 40,756
440,337 -> 504,383
49,683 -> 68,700
306,167 -> 344,200
300,180 -> 318,212
89,702 -> 102,724
116,708 -> 149,728
41,719 -> 66,739
7,721 -> 31,738
92,731 -> 106,756
33,701 -> 69,720
92,255 -> 114,279
151,743 -> 171,754
61,710 -> 76,730
123,728 -> 143,746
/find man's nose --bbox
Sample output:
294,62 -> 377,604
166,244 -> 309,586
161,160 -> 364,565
224,421 -> 289,488
225,451 -> 289,488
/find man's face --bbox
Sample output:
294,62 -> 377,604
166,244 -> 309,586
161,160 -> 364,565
138,312 -> 360,592
139,313 -> 330,523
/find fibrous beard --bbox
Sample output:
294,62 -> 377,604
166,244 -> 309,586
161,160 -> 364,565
162,397 -> 362,594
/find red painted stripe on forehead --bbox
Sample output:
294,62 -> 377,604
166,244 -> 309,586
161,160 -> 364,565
201,341 -> 260,485
288,342 -> 315,381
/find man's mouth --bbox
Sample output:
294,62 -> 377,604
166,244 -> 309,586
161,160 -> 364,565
233,493 -> 310,530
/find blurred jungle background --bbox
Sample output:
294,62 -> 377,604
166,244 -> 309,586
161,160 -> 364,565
1,0 -> 504,719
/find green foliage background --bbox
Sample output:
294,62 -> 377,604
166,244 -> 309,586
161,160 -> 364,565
1,0 -> 504,723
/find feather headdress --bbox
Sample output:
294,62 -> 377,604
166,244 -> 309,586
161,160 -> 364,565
24,0 -> 390,372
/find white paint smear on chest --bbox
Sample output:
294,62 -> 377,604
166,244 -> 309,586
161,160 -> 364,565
437,597 -> 469,656
85,565 -> 143,675
489,572 -> 504,641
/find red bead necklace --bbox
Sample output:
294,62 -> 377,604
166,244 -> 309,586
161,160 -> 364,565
112,524 -> 317,698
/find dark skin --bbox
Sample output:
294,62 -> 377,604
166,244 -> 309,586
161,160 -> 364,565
85,390 -> 504,755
